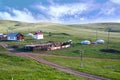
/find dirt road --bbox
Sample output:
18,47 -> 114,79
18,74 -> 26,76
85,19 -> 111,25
0,42 -> 111,80
17,52 -> 110,80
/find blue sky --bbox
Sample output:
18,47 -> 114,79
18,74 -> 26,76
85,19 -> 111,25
0,0 -> 120,24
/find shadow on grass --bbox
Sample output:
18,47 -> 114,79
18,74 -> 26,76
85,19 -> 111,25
100,49 -> 120,54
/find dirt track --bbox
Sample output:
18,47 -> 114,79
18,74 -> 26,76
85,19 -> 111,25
0,42 -> 111,80
17,52 -> 111,80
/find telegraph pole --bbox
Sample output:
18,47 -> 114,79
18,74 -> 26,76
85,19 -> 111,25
79,50 -> 83,67
106,28 -> 111,49
96,28 -> 98,40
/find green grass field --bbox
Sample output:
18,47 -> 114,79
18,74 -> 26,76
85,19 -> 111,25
2,32 -> 120,59
0,52 -> 86,80
40,55 -> 120,80
0,20 -> 120,80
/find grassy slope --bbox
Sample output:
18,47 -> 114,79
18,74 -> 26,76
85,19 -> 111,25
67,23 -> 120,32
0,52 -> 85,80
3,32 -> 120,59
0,20 -> 120,42
0,20 -> 120,58
0,20 -> 120,79
40,56 -> 120,80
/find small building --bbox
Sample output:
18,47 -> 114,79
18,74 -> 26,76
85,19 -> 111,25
7,33 -> 24,41
81,40 -> 91,45
0,33 -> 7,40
26,33 -> 34,37
95,39 -> 105,44
24,41 -> 71,51
34,31 -> 44,40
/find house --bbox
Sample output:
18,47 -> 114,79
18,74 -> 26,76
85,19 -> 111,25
34,31 -> 44,40
0,33 -> 7,40
7,33 -> 24,41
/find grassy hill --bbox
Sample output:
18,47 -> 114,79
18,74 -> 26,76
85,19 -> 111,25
1,20 -> 120,32
0,20 -> 120,43
0,20 -> 120,40
0,20 -> 120,49
0,20 -> 120,79
0,20 -> 119,57
68,23 -> 120,32
41,55 -> 120,80
0,20 -> 68,33
0,52 -> 85,80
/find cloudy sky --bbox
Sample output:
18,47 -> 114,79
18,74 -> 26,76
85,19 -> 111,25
0,0 -> 120,24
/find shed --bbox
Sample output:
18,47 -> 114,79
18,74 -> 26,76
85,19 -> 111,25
34,31 -> 44,39
7,33 -> 24,41
0,34 -> 7,40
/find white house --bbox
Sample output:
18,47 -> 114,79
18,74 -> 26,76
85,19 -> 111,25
7,33 -> 24,41
34,31 -> 44,40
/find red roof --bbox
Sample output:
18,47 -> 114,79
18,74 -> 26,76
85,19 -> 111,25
34,31 -> 42,35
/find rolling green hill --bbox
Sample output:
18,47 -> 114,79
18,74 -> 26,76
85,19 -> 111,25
0,20 -> 120,42
0,20 -> 120,33
0,20 -> 120,80
68,23 -> 120,32
0,20 -> 120,55
0,52 -> 85,80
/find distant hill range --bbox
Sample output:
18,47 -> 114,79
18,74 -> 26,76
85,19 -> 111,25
67,23 -> 120,32
0,20 -> 120,33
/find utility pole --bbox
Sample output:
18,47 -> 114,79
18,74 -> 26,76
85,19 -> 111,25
79,50 -> 83,67
96,28 -> 103,40
6,29 -> 9,34
96,28 -> 98,40
106,28 -> 111,49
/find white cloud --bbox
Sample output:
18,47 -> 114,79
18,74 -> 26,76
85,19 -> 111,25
93,18 -> 120,23
107,8 -> 115,15
96,0 -> 120,17
110,0 -> 120,4
35,2 -> 89,23
80,17 -> 85,21
1,0 -> 120,24
49,3 -> 88,18
0,8 -> 40,23
35,5 -> 48,11
99,7 -> 116,16
32,1 -> 120,24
